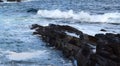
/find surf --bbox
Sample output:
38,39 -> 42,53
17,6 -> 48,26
37,9 -> 120,23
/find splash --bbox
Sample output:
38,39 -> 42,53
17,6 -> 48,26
37,9 -> 120,23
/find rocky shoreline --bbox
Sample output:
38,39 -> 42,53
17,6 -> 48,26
31,24 -> 120,66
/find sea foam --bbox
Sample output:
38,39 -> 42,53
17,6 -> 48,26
5,50 -> 49,61
37,9 -> 120,23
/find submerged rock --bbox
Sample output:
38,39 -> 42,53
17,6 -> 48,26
31,24 -> 120,66
100,29 -> 107,32
27,8 -> 38,13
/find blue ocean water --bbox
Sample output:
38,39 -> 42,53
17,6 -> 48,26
0,0 -> 120,66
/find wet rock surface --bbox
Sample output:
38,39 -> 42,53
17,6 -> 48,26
31,24 -> 120,66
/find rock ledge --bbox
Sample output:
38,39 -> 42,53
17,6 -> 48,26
31,24 -> 120,66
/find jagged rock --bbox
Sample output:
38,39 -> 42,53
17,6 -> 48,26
31,24 -> 120,66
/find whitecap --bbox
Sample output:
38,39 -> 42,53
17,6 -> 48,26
37,9 -> 120,23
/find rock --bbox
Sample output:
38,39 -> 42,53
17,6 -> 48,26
116,34 -> 120,38
100,29 -> 107,32
76,44 -> 94,66
96,55 -> 119,66
31,24 -> 97,66
27,8 -> 38,13
96,33 -> 120,66
31,24 -> 42,29
95,34 -> 105,39
31,24 -> 120,66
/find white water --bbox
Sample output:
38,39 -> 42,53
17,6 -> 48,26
37,9 -> 120,23
0,10 -> 73,66
65,32 -> 80,38
0,0 -> 120,65
6,50 -> 48,61
0,49 -> 49,61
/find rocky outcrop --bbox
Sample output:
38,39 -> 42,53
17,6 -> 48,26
31,24 -> 120,66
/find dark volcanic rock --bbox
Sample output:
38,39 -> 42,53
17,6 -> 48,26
31,24 -> 120,66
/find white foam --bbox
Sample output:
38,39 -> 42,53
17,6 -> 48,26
65,32 -> 79,38
87,44 -> 96,53
37,9 -> 120,23
6,50 -> 48,61
92,49 -> 96,53
37,9 -> 74,19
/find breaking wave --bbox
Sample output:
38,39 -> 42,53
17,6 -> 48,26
37,9 -> 120,23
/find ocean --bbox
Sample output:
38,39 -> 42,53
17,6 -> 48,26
0,0 -> 120,66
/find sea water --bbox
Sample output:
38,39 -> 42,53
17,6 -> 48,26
0,0 -> 120,66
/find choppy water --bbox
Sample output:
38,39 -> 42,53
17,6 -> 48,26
0,0 -> 120,66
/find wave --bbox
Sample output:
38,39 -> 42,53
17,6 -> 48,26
0,49 -> 49,61
37,9 -> 120,23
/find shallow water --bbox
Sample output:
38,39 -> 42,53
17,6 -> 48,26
0,0 -> 120,66
0,14 -> 73,66
0,13 -> 72,66
0,1 -> 73,66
